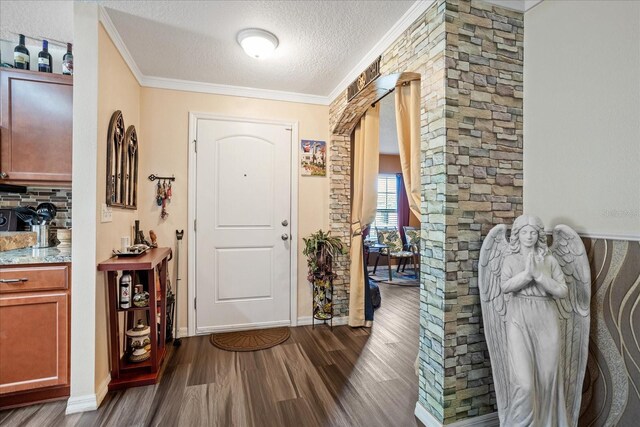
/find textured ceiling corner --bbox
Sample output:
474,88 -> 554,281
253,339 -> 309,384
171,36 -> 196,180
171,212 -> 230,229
98,6 -> 144,85
326,0 -> 437,103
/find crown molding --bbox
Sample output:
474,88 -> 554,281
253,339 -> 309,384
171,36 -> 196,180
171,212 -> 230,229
326,0 -> 436,103
141,75 -> 329,105
97,5 -> 144,85
484,0 -> 543,12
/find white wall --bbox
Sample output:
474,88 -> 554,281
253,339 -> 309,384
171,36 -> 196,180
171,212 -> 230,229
524,0 -> 640,238
68,1 -> 99,414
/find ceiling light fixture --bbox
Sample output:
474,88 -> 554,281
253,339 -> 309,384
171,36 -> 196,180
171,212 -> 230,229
237,28 -> 279,59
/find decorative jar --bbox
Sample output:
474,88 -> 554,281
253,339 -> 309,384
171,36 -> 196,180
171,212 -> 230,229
125,319 -> 150,362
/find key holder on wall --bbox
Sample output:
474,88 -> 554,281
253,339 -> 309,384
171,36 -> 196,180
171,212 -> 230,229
148,174 -> 175,220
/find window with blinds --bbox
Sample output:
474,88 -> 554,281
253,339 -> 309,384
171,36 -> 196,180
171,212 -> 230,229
369,174 -> 398,241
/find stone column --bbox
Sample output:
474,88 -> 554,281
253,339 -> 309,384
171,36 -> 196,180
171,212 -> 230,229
327,0 -> 523,424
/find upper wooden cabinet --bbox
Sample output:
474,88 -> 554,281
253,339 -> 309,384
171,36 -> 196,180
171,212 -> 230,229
0,69 -> 72,185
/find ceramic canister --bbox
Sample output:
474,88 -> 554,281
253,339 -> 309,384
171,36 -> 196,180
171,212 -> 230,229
125,319 -> 151,362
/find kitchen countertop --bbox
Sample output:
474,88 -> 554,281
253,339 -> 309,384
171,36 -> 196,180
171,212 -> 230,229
0,245 -> 71,265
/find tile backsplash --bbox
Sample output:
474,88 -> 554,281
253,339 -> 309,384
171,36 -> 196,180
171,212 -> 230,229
0,188 -> 72,229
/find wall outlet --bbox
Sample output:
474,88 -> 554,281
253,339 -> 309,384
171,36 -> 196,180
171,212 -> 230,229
101,203 -> 113,223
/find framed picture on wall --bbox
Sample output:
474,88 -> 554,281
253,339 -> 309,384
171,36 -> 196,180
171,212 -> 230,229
300,140 -> 326,176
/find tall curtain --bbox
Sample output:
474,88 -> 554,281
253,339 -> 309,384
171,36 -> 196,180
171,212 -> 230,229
349,104 -> 380,327
395,80 -> 421,219
397,173 -> 410,245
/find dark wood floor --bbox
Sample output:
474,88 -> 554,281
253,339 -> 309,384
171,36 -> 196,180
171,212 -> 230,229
1,281 -> 422,427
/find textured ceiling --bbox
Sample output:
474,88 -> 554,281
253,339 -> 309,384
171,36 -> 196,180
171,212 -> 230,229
98,0 -> 415,96
0,1 -> 73,46
1,1 -> 535,99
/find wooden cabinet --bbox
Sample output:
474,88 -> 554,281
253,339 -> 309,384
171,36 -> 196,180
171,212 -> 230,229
98,248 -> 171,391
0,69 -> 73,185
0,264 -> 71,408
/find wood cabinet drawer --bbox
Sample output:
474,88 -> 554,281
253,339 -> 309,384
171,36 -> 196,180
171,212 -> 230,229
0,265 -> 69,293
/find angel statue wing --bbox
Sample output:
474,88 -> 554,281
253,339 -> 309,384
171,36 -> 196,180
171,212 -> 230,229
550,225 -> 591,427
478,224 -> 509,424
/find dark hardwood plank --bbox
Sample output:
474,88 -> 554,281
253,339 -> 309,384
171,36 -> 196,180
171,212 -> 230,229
177,384 -> 209,427
0,282 -> 422,427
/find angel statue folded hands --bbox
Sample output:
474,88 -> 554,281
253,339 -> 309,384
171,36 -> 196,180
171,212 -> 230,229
479,215 -> 591,427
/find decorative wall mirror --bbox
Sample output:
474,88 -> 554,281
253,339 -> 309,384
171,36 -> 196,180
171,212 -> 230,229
106,110 -> 138,209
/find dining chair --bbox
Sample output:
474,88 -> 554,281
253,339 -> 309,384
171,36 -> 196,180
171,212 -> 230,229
374,226 -> 414,282
402,226 -> 420,275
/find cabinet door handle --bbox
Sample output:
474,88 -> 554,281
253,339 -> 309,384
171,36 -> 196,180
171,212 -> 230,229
0,278 -> 29,283
0,172 -> 8,179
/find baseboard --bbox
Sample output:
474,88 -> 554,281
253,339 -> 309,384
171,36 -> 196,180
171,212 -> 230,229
184,316 -> 349,336
65,392 -> 98,414
65,375 -> 110,414
196,320 -> 291,334
95,374 -> 110,407
296,316 -> 349,326
296,316 -> 313,326
415,402 -> 443,427
414,402 -> 499,427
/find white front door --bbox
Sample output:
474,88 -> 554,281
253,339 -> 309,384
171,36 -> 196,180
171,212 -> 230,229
195,118 -> 292,332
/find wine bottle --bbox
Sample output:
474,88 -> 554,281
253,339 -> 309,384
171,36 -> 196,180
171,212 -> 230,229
38,39 -> 52,73
13,34 -> 30,70
120,271 -> 132,309
62,43 -> 73,75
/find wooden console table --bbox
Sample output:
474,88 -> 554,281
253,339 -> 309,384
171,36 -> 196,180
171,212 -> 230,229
98,247 -> 171,390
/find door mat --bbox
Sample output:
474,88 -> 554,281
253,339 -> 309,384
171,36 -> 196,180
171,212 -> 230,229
368,269 -> 419,286
209,327 -> 291,352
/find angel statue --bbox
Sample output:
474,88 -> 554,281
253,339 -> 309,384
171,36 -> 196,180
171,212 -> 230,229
479,214 -> 591,427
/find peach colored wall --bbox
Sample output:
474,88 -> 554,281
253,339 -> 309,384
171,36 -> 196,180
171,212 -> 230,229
138,88 -> 329,330
378,154 -> 419,227
95,24 -> 141,385
379,154 -> 401,174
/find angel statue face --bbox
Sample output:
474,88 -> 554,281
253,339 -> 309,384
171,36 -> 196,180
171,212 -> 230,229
518,225 -> 538,248
509,214 -> 548,257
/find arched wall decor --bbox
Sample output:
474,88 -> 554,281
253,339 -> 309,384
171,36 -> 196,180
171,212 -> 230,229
326,1 -> 524,425
124,125 -> 139,208
106,110 -> 139,209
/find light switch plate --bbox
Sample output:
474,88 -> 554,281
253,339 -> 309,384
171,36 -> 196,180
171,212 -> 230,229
101,203 -> 113,223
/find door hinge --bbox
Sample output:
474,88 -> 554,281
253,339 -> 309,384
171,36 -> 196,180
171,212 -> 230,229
194,219 -> 197,232
194,298 -> 197,310
193,139 -> 197,153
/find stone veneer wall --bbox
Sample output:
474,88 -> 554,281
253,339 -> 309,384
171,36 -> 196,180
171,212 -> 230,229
0,188 -> 72,229
442,0 -> 523,422
328,0 -> 523,423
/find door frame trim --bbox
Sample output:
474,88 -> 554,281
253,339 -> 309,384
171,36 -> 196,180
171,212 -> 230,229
187,112 -> 299,336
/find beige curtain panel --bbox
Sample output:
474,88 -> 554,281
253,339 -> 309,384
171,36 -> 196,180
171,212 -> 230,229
348,104 -> 380,327
395,79 -> 421,219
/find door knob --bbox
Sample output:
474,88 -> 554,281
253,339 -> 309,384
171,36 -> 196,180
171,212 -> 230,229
0,172 -> 7,179
281,219 -> 288,226
281,234 -> 289,241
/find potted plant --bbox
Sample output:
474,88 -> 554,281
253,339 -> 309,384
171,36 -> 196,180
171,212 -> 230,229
302,229 -> 346,280
302,230 -> 346,325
